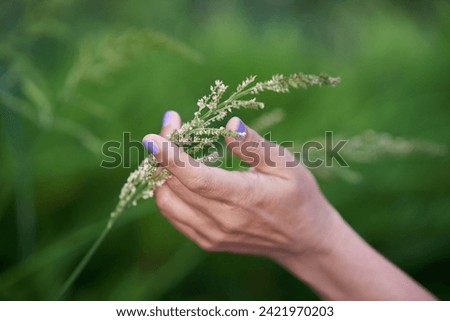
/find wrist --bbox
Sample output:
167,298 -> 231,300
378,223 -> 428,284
275,208 -> 436,300
273,206 -> 351,298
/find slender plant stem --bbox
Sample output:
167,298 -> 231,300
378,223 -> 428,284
56,223 -> 110,300
1,72 -> 37,259
56,168 -> 167,300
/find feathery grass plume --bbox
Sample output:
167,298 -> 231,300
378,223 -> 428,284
337,130 -> 447,162
57,72 -> 340,299
309,130 -> 448,183
250,108 -> 285,132
2,9 -> 204,155
62,29 -> 204,98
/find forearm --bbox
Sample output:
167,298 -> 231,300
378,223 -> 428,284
278,209 -> 436,300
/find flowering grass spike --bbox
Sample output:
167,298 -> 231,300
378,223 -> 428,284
57,72 -> 340,299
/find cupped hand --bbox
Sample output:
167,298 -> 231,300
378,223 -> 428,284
142,111 -> 438,301
142,111 -> 339,262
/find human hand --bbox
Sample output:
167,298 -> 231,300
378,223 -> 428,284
142,110 -> 339,262
143,110 -> 436,300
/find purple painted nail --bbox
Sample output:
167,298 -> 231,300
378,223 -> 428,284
236,120 -> 246,141
143,139 -> 159,154
162,111 -> 171,127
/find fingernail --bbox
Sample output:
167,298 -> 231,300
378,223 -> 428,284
236,120 -> 246,141
143,139 -> 159,154
162,111 -> 171,127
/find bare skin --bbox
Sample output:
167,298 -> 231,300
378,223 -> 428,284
143,111 -> 435,300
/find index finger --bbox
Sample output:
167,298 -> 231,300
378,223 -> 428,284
159,110 -> 181,138
142,133 -> 252,201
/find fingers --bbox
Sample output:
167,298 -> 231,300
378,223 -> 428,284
143,109 -> 206,188
224,117 -> 298,177
157,181 -> 282,253
159,110 -> 181,138
143,132 -> 253,200
165,175 -> 222,214
143,132 -> 213,189
165,175 -> 250,227
155,184 -> 214,249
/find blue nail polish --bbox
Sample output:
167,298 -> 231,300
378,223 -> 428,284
236,120 -> 246,140
143,140 -> 159,154
162,111 -> 171,127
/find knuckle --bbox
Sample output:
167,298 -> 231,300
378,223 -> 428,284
250,192 -> 266,209
210,232 -> 228,250
189,175 -> 210,193
219,219 -> 238,234
196,229 -> 228,252
165,176 -> 181,190
198,240 -> 216,252
155,189 -> 171,211
162,142 -> 183,168
223,199 -> 246,216
237,175 -> 264,208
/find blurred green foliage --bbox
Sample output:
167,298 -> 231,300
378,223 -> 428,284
0,0 -> 449,300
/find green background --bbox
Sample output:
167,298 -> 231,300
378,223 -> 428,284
0,0 -> 449,300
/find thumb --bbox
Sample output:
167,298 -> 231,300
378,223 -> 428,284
142,133 -> 245,199
224,117 -> 298,176
142,133 -> 203,184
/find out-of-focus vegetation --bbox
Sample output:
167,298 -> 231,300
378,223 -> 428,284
0,0 -> 449,300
